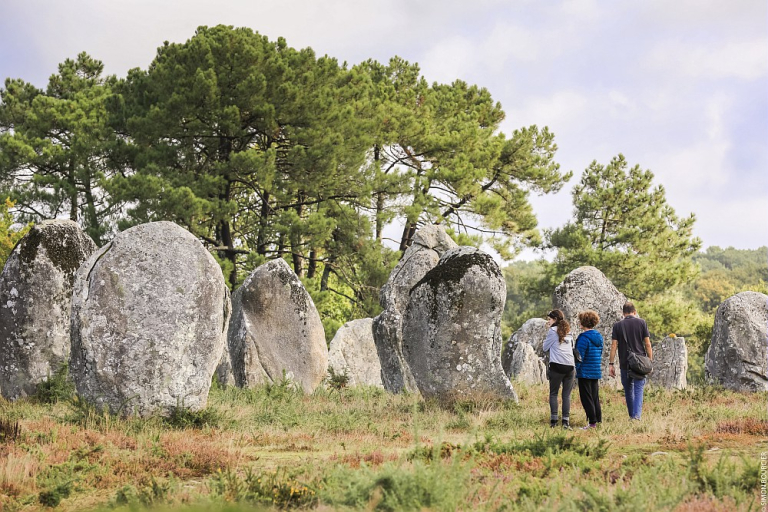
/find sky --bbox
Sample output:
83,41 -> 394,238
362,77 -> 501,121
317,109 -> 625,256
1,0 -> 766,259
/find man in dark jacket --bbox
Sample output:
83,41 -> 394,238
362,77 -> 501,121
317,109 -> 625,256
575,310 -> 603,428
609,302 -> 653,420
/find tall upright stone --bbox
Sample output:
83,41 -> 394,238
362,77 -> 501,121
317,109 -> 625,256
648,336 -> 688,389
552,266 -> 627,388
227,258 -> 327,393
506,342 -> 547,385
373,225 -> 458,393
70,221 -> 230,416
402,247 -> 516,402
327,318 -> 383,387
0,220 -> 97,400
501,318 -> 548,376
705,291 -> 768,392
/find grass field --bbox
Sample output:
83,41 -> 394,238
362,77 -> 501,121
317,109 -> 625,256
1,376 -> 766,511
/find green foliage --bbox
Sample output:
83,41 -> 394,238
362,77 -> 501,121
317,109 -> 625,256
545,154 -> 701,299
319,459 -> 472,512
163,405 -> 224,430
501,260 -> 550,338
325,367 -> 350,392
113,478 -> 175,509
34,363 -> 75,405
0,197 -> 30,267
212,468 -> 317,509
0,53 -> 120,245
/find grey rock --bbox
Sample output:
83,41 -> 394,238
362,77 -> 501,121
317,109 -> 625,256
502,318 -> 548,375
507,341 -> 547,385
648,336 -> 688,389
373,225 -> 458,393
327,318 -> 383,387
402,246 -> 517,402
553,266 -> 626,388
705,291 -> 768,392
70,221 -> 230,416
0,220 -> 97,400
227,258 -> 327,393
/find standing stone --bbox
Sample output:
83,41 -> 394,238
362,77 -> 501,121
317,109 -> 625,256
507,341 -> 547,385
648,336 -> 688,389
70,221 -> 230,417
705,291 -> 768,392
227,258 -> 327,393
373,225 -> 458,393
502,318 -> 548,375
553,266 -> 627,388
0,220 -> 97,400
402,247 -> 516,402
327,318 -> 383,387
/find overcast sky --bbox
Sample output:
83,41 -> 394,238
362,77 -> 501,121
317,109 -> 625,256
1,0 -> 766,257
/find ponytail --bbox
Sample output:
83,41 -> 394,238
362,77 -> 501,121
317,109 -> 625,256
547,309 -> 571,343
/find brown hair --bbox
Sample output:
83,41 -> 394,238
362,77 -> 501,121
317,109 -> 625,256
547,309 -> 571,343
622,302 -> 636,315
578,310 -> 600,329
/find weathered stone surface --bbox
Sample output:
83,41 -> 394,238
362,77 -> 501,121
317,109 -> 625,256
327,318 -> 383,387
70,221 -> 230,416
553,266 -> 626,388
648,336 -> 688,389
705,291 -> 768,392
227,258 -> 327,393
0,220 -> 97,400
402,246 -> 517,401
373,225 -> 458,393
507,341 -> 547,385
502,318 -> 548,375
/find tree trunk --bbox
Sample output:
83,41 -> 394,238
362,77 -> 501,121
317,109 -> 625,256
307,249 -> 317,279
83,175 -> 100,246
256,190 -> 270,256
291,191 -> 305,277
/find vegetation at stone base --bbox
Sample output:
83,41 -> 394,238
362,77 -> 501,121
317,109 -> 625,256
1,381 -> 765,511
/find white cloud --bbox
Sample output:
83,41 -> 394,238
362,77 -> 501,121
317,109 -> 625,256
644,39 -> 768,81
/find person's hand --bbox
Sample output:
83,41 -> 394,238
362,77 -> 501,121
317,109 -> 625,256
609,365 -> 616,378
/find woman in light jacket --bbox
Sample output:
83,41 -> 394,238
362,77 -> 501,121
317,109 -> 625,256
543,309 -> 575,428
575,310 -> 603,429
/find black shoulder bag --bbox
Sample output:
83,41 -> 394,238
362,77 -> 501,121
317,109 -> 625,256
621,321 -> 653,379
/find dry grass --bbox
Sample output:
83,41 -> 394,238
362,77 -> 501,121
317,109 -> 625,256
0,383 -> 764,511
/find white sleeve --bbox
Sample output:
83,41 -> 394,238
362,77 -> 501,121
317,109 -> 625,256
542,328 -> 558,353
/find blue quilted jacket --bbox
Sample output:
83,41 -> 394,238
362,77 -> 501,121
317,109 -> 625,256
575,329 -> 603,379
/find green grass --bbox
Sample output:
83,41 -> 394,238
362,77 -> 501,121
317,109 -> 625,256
0,381 -> 765,511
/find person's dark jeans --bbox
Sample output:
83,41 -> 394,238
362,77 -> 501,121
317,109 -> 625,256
620,368 -> 646,419
549,365 -> 575,423
577,378 -> 602,424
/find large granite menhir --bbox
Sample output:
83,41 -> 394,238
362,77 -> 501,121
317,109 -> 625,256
553,266 -> 626,388
327,318 -> 383,388
227,258 -> 327,393
506,341 -> 547,385
70,221 -> 230,416
705,291 -> 768,392
402,247 -> 516,402
648,336 -> 688,389
373,225 -> 457,394
502,318 -> 547,376
0,220 -> 97,400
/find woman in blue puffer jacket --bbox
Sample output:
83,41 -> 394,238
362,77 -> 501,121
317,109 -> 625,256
575,310 -> 603,429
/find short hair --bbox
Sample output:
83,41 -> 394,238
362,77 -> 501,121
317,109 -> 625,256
622,302 -> 636,315
578,310 -> 600,329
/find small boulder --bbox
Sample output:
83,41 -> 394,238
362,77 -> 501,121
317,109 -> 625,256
502,318 -> 548,376
0,220 -> 97,400
70,221 -> 230,416
648,336 -> 688,389
705,291 -> 768,392
227,258 -> 327,393
507,342 -> 547,385
402,247 -> 516,402
373,225 -> 458,393
553,266 -> 626,387
327,318 -> 383,387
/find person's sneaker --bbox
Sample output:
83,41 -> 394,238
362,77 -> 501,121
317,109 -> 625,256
581,423 -> 597,430
550,419 -> 558,428
562,420 -> 571,429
